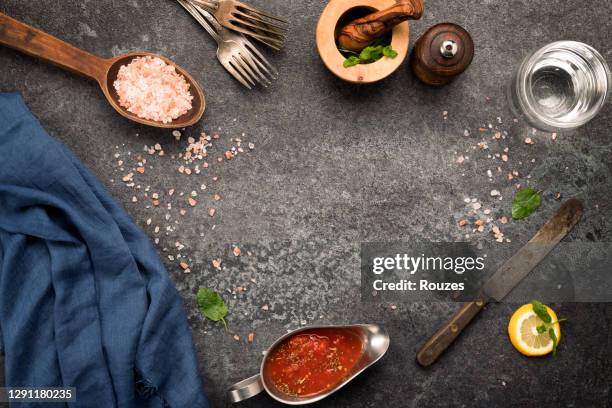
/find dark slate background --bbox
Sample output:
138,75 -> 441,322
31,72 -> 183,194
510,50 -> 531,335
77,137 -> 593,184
1,0 -> 611,407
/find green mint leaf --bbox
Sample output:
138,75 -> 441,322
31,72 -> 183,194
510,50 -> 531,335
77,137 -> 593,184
548,328 -> 558,356
358,46 -> 374,61
359,45 -> 384,63
383,45 -> 398,58
536,324 -> 547,334
340,41 -> 393,67
531,300 -> 552,323
197,288 -> 228,325
371,45 -> 384,59
343,56 -> 361,68
512,188 -> 541,220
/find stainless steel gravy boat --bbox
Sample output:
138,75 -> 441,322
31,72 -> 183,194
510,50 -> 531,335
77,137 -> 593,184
228,324 -> 390,405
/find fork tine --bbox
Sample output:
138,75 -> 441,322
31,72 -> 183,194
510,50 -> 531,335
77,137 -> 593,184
229,56 -> 256,87
234,9 -> 288,32
230,14 -> 287,38
222,61 -> 252,89
241,40 -> 277,78
239,51 -> 271,85
235,31 -> 284,50
233,54 -> 258,82
245,52 -> 275,82
235,1 -> 289,24
234,54 -> 266,87
251,35 -> 284,50
248,35 -> 283,50
229,22 -> 285,49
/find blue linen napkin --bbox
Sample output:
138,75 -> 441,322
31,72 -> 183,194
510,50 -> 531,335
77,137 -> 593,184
0,93 -> 209,408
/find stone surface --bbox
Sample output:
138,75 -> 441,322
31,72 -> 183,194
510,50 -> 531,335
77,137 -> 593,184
0,0 -> 611,407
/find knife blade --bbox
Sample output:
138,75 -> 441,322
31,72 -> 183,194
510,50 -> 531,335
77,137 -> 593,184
483,198 -> 583,300
416,199 -> 583,367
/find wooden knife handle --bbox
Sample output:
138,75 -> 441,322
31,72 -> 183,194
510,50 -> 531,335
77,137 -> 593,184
0,12 -> 106,81
416,298 -> 487,367
337,0 -> 424,51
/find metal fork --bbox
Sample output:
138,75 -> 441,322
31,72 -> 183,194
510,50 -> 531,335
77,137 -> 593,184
190,0 -> 288,50
178,0 -> 276,88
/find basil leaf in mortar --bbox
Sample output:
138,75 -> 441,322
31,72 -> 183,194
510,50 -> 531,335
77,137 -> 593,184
512,188 -> 541,220
343,56 -> 361,68
342,44 -> 398,68
197,287 -> 228,328
360,45 -> 384,62
383,45 -> 398,58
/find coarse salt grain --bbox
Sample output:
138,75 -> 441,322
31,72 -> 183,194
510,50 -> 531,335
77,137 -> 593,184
113,56 -> 193,124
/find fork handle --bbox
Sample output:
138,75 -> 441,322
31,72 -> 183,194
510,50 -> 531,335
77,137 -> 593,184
190,0 -> 218,11
178,0 -> 221,41
192,3 -> 224,33
337,0 -> 424,51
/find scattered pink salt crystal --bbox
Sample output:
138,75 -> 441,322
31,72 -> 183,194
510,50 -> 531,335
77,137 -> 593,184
113,56 -> 193,124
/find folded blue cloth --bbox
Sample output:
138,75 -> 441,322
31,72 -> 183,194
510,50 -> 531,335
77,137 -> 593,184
0,94 -> 209,408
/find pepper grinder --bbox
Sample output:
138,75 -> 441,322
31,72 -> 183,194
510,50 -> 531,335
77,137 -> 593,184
411,23 -> 474,86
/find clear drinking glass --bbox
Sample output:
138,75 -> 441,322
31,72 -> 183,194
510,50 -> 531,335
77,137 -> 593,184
509,41 -> 611,131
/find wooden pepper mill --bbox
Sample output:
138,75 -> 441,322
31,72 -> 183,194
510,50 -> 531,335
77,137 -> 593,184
411,23 -> 474,86
337,0 -> 424,51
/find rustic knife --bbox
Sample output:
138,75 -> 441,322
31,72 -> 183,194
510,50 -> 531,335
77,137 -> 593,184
416,198 -> 583,367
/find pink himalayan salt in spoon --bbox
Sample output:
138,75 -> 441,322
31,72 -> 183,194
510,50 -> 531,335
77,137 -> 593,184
114,56 -> 193,124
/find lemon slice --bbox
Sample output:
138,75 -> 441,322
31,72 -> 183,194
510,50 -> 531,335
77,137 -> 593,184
508,303 -> 561,356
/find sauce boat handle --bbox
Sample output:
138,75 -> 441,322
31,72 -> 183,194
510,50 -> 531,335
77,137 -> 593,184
227,374 -> 264,403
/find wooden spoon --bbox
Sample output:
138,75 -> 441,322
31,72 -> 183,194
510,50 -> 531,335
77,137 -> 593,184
0,12 -> 205,128
337,0 -> 424,52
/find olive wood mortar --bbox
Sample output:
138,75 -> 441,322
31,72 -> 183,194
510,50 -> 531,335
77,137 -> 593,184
0,12 -> 205,128
316,0 -> 411,84
337,0 -> 424,52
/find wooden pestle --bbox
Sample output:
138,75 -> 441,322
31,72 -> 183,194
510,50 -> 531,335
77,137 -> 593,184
337,0 -> 424,51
